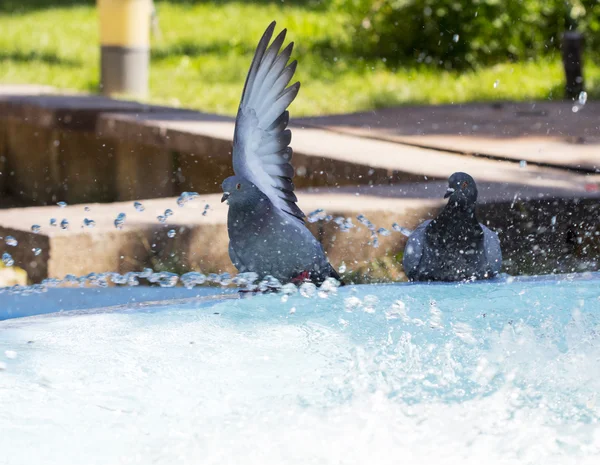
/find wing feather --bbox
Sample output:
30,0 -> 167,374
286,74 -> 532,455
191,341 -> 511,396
232,21 -> 303,222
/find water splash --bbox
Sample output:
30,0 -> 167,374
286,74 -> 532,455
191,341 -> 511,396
5,236 -> 18,247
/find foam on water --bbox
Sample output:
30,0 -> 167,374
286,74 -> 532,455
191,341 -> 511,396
1,276 -> 600,464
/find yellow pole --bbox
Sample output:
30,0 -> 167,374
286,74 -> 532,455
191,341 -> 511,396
97,0 -> 152,97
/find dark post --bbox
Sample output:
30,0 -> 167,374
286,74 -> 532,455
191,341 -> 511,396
562,31 -> 584,100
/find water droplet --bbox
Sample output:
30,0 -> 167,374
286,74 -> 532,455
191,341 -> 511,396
31,224 -> 41,234
307,209 -> 326,223
493,80 -> 499,89
177,191 -> 200,207
5,236 -> 18,247
84,206 -> 91,212
167,229 -> 176,238
339,262 -> 347,273
157,215 -> 166,224
357,214 -> 375,231
60,219 -> 69,230
572,105 -> 579,113
392,223 -> 412,237
377,227 -> 391,236
49,218 -> 57,227
452,34 -> 459,43
57,201 -> 67,208
258,275 -> 282,292
551,216 -> 557,226
164,209 -> 173,217
134,201 -> 144,212
370,234 -> 380,248
180,271 -> 206,289
32,248 -> 42,256
114,213 -> 126,229
299,282 -> 317,298
578,91 -> 588,106
2,253 -> 14,267
519,160 -> 528,168
83,218 -> 96,228
232,272 -> 259,290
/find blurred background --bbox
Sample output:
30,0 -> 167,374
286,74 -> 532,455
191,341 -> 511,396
1,0 -> 598,115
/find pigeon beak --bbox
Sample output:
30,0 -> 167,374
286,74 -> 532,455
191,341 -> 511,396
221,192 -> 230,203
444,187 -> 455,199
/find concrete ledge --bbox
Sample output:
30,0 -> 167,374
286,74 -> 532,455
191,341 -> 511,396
1,182 -> 598,283
297,101 -> 600,172
2,87 -> 599,208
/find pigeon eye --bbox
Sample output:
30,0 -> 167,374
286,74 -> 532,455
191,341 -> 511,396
461,181 -> 469,189
236,183 -> 241,190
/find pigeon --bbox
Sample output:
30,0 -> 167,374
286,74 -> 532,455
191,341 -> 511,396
402,172 -> 502,282
221,21 -> 342,286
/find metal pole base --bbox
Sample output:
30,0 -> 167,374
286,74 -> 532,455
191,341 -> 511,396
100,45 -> 149,98
562,31 -> 584,100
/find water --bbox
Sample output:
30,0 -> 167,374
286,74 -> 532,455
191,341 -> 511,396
0,274 -> 599,464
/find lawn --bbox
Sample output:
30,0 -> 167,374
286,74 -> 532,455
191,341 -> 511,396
1,0 -> 599,116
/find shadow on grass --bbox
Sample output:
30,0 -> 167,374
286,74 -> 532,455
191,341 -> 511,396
0,50 -> 81,66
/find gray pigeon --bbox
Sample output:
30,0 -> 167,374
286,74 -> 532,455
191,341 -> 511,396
221,22 -> 341,286
403,172 -> 502,282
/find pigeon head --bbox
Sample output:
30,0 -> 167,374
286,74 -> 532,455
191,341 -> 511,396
444,172 -> 478,208
221,176 -> 266,207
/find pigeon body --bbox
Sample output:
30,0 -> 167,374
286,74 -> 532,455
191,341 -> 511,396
403,173 -> 502,282
221,23 -> 341,285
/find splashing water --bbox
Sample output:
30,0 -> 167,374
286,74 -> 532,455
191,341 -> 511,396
5,236 -> 17,247
1,276 -> 599,464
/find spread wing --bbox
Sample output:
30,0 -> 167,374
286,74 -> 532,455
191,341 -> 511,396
232,21 -> 303,222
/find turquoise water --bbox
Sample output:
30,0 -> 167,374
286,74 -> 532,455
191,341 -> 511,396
1,274 -> 599,464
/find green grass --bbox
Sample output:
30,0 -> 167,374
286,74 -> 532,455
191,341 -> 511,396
1,1 -> 600,116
